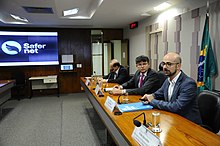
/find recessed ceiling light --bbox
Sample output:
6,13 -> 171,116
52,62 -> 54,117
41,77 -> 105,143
10,14 -> 28,22
141,12 -> 151,16
63,8 -> 79,16
154,2 -> 171,11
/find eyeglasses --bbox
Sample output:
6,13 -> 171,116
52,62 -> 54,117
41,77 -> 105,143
161,62 -> 179,67
137,62 -> 148,67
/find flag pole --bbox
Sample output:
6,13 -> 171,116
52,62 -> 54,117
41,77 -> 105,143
206,1 -> 209,17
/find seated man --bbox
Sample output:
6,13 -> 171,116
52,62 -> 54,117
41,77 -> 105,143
112,55 -> 160,95
141,52 -> 202,124
157,61 -> 167,86
102,59 -> 129,84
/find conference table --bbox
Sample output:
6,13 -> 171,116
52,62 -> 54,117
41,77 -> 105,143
0,80 -> 15,105
80,77 -> 220,146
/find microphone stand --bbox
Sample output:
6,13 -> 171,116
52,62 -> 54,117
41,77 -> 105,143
104,72 -> 112,89
133,112 -> 148,128
117,95 -> 122,104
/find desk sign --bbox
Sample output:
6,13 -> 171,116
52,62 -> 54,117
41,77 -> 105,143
95,85 -> 100,95
85,79 -> 90,86
132,125 -> 162,146
104,96 -> 117,112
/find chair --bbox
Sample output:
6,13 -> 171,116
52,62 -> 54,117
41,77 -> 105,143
11,71 -> 27,100
197,90 -> 220,133
157,71 -> 167,87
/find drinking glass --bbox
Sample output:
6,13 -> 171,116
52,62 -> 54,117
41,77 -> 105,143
151,111 -> 162,133
122,93 -> 129,104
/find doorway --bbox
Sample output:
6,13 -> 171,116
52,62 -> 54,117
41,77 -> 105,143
91,30 -> 129,76
149,31 -> 163,71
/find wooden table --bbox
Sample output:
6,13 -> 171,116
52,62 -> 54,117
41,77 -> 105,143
0,80 -> 15,105
80,77 -> 220,146
29,75 -> 59,98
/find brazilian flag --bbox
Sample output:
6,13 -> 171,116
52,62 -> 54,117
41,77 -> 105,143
197,14 -> 217,93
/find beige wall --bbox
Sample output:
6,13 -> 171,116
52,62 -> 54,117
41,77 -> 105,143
124,0 -> 220,90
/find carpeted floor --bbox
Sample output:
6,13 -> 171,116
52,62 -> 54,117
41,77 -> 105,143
0,93 -> 109,146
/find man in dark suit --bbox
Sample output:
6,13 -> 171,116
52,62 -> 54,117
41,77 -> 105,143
102,59 -> 129,84
112,55 -> 160,95
141,52 -> 202,124
158,61 -> 167,86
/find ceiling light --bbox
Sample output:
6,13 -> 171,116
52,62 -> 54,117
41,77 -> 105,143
10,14 -> 28,22
141,12 -> 151,16
154,2 -> 171,11
63,8 -> 79,16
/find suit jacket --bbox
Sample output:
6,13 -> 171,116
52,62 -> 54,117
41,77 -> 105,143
122,68 -> 160,95
151,71 -> 202,124
103,65 -> 129,84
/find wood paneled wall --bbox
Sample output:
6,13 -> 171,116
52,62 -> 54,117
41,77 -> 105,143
0,27 -> 123,96
58,29 -> 91,93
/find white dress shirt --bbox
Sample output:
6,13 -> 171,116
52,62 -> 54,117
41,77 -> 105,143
168,71 -> 181,101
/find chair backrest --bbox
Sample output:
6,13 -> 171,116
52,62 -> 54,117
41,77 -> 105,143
11,71 -> 26,85
197,90 -> 220,133
157,71 -> 167,87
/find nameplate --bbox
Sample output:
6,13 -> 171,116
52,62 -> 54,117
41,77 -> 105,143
85,79 -> 90,86
95,85 -> 100,95
132,125 -> 162,146
104,96 -> 116,112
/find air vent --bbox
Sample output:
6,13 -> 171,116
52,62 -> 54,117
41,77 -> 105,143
23,6 -> 53,14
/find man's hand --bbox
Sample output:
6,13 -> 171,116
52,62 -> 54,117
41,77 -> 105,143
113,85 -> 122,89
112,88 -> 123,95
146,94 -> 154,102
141,94 -> 154,104
102,79 -> 107,82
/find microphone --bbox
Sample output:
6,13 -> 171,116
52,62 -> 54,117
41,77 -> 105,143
104,72 -> 112,88
117,95 -> 122,104
133,112 -> 148,128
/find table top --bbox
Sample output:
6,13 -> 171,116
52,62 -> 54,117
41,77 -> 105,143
29,75 -> 57,80
0,80 -> 15,88
81,77 -> 220,146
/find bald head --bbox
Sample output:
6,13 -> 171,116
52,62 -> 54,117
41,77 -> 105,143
109,59 -> 120,72
111,59 -> 119,64
162,52 -> 182,80
163,52 -> 181,64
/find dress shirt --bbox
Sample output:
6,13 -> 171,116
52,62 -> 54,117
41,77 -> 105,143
168,71 -> 181,101
114,68 -> 119,79
138,72 -> 147,88
122,71 -> 148,94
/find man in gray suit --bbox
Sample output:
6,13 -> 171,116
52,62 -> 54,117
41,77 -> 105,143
112,55 -> 160,95
141,52 -> 202,124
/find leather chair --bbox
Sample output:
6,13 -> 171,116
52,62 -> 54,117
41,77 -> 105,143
11,71 -> 27,100
197,90 -> 220,133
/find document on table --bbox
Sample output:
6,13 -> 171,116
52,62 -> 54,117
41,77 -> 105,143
117,102 -> 153,112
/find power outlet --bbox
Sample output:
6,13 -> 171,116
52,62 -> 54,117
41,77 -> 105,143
77,64 -> 82,68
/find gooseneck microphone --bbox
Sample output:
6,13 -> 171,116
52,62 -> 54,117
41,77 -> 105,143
133,112 -> 148,127
117,95 -> 122,104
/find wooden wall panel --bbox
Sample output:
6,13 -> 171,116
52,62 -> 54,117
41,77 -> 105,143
58,29 -> 91,93
103,29 -> 123,41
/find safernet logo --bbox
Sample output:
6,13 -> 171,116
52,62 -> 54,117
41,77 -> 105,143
1,41 -> 22,55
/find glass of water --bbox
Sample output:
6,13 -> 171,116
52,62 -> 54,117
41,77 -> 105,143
151,111 -> 162,133
122,93 -> 129,104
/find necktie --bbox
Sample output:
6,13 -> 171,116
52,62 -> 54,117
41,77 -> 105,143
139,73 -> 144,88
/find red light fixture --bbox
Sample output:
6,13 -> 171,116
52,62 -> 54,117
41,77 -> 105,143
130,21 -> 138,29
